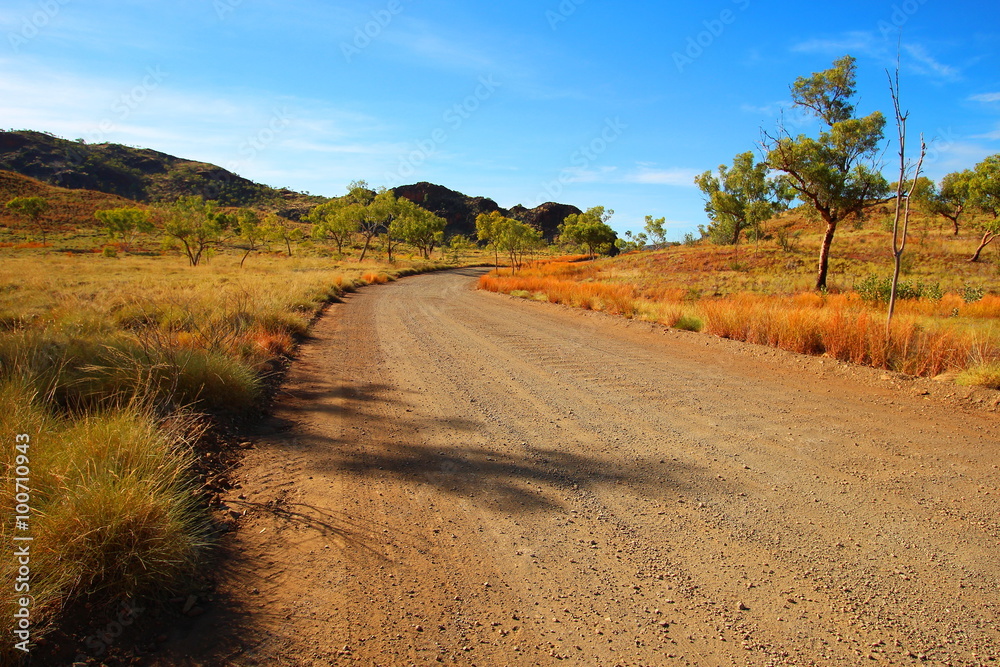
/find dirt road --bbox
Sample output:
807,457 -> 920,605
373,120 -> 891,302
162,267 -> 1000,666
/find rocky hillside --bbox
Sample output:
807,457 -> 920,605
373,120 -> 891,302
392,182 -> 580,241
0,130 -> 325,219
0,170 -> 143,233
2,131 -> 584,237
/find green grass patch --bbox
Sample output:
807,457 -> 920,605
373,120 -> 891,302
956,362 -> 1000,390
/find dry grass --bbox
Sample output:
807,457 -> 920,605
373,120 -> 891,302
0,250 -> 458,656
480,220 -> 1000,381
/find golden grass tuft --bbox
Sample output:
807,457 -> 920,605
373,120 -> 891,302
0,251 -> 459,653
479,244 -> 999,380
956,362 -> 1000,389
0,382 -> 206,658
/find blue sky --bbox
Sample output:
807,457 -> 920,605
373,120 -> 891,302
1,0 -> 998,238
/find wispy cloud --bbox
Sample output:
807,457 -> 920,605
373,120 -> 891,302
382,17 -> 498,72
791,32 -> 961,82
623,166 -> 699,186
562,165 -> 619,184
0,58 -> 404,195
970,125 -> 1000,141
903,43 -> 960,81
791,31 -> 879,57
969,92 -> 1000,103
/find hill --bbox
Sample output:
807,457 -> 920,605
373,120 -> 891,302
0,130 -> 326,219
0,169 -> 142,234
1,131 -> 584,238
392,182 -> 580,240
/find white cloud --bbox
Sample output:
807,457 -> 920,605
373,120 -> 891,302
791,33 -> 960,82
0,57 -> 402,196
969,92 -> 1000,103
791,31 -> 879,57
624,167 -> 699,186
903,44 -> 960,81
970,126 -> 1000,141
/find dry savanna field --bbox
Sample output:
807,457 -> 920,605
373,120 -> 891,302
1,174 -> 999,664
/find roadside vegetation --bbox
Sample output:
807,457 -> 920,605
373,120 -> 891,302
481,55 -> 999,388
0,175 -> 481,659
482,205 -> 1000,384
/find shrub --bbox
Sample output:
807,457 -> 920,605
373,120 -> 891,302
962,284 -> 986,304
856,274 -> 943,304
674,314 -> 703,332
956,362 -> 1000,389
0,383 -> 206,657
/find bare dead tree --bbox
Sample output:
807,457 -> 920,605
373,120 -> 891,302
886,62 -> 926,335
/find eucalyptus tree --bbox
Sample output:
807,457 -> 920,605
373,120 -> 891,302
559,206 -> 617,259
968,154 -> 1000,262
695,151 -> 789,258
764,55 -> 889,290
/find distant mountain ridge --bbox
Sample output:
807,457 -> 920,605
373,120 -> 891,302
0,130 -> 325,219
1,130 -> 581,238
391,182 -> 580,241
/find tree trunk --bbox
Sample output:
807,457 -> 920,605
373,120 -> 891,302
815,217 -> 838,291
969,231 -> 996,262
359,234 -> 373,262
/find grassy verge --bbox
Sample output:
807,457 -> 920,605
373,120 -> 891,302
0,252 -> 461,660
480,255 -> 1000,381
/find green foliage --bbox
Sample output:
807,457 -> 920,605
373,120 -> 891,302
161,196 -> 226,266
969,154 -> 1000,218
307,199 -> 360,254
391,197 -> 447,259
559,206 -> 618,258
956,362 -> 1000,389
856,274 -> 942,304
263,212 -> 302,257
447,234 -> 475,263
6,195 -> 51,242
94,206 -> 153,248
616,230 -> 648,252
962,284 -> 985,304
695,151 -> 789,246
673,314 -> 703,331
967,154 -> 1000,261
233,208 -> 266,267
765,55 -> 889,290
478,211 -> 545,272
643,215 -> 667,246
903,172 -> 972,234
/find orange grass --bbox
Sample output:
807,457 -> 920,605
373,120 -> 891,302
479,264 -> 998,378
699,293 -> 987,376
